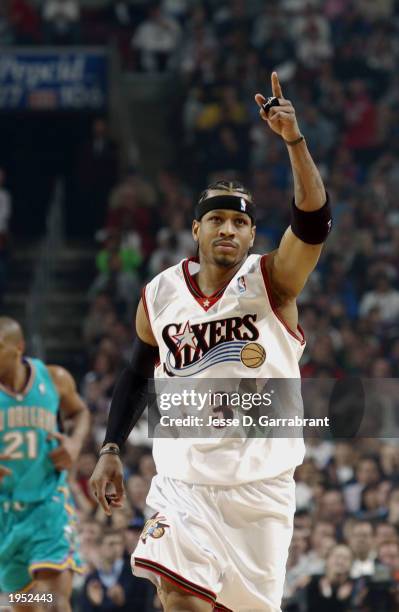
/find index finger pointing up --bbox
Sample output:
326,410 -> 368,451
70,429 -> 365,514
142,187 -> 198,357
271,71 -> 283,99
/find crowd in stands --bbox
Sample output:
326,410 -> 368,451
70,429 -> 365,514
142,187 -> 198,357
3,0 -> 399,610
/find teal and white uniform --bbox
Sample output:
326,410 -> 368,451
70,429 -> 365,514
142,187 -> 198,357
0,358 -> 82,592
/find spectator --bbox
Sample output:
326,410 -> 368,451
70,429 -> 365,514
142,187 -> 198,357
299,108 -> 336,160
356,483 -> 389,521
251,4 -> 287,49
161,0 -> 189,24
284,527 -> 309,604
106,320 -> 133,364
344,455 -> 382,512
359,274 -> 399,324
76,119 -> 119,235
83,293 -> 116,348
344,80 -> 379,164
105,0 -> 140,66
42,0 -> 80,44
256,24 -> 295,72
327,442 -> 356,486
304,521 -> 337,576
137,452 -> 156,485
89,231 -> 141,317
318,488 -> 347,529
348,521 -> 376,578
106,0 -> 135,29
124,514 -> 145,556
106,181 -> 154,258
126,474 -> 150,520
296,21 -> 333,71
133,2 -> 181,72
80,528 -> 150,611
78,520 -> 102,570
81,350 -> 118,421
377,539 -> 399,574
301,545 -> 355,611
148,230 -> 182,276
9,0 -> 40,44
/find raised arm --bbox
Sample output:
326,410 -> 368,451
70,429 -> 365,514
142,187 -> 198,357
255,72 -> 331,300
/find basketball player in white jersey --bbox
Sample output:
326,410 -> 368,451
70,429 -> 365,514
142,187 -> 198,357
90,73 -> 331,611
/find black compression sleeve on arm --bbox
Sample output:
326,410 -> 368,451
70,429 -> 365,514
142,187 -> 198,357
103,337 -> 159,449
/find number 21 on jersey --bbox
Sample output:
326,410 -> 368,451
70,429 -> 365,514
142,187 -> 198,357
2,431 -> 38,459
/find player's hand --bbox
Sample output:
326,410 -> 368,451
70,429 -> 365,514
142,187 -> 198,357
89,453 -> 125,516
255,72 -> 301,142
47,432 -> 80,471
0,454 -> 12,483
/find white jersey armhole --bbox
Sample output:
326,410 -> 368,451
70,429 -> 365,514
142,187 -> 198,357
260,254 -> 306,347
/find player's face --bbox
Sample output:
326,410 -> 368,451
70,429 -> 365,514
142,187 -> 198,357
193,208 -> 255,268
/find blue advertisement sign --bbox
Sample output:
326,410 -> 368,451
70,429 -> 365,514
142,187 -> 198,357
0,49 -> 108,110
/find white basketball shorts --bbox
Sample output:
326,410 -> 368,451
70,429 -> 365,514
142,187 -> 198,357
132,469 -> 295,612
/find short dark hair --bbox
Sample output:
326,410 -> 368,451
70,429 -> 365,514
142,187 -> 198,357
198,180 -> 253,204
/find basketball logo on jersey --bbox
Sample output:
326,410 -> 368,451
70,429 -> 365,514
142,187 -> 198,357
162,314 -> 266,376
240,342 -> 266,368
140,514 -> 170,543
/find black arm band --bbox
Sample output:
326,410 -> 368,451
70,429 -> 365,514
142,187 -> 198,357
103,338 -> 159,449
290,194 -> 332,245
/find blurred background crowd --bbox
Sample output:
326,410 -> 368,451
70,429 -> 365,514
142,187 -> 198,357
2,0 -> 399,610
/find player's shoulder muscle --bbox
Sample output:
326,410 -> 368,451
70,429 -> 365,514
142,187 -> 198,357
46,364 -> 76,395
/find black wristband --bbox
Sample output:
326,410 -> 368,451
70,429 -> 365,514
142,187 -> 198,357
284,135 -> 305,146
290,194 -> 332,244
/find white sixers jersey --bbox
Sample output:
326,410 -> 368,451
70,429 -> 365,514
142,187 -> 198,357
143,253 -> 306,485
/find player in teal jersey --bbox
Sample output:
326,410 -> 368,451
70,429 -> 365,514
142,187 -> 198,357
0,317 -> 90,611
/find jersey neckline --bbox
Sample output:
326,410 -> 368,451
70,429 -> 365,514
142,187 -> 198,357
0,358 -> 36,400
182,258 -> 231,312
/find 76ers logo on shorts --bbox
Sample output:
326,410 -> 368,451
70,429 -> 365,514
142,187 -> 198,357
162,314 -> 266,376
140,514 -> 170,544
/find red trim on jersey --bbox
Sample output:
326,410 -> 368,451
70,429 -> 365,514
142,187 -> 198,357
182,258 -> 229,312
134,557 -> 216,605
260,255 -> 305,346
140,286 -> 160,367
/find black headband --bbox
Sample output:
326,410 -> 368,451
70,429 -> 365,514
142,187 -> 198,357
195,195 -> 256,223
